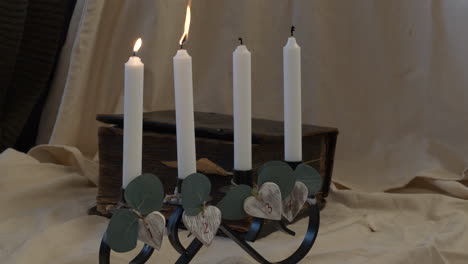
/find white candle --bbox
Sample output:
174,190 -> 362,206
173,49 -> 197,179
233,39 -> 252,171
173,4 -> 196,179
123,38 -> 144,188
283,29 -> 302,162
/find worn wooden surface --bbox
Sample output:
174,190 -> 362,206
97,110 -> 338,141
96,110 -> 338,232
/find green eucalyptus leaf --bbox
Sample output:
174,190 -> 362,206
217,185 -> 252,220
258,163 -> 295,200
106,209 -> 139,253
257,160 -> 290,176
294,164 -> 323,196
125,173 -> 164,215
184,207 -> 202,216
182,173 -> 211,211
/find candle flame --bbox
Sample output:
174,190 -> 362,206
179,1 -> 192,46
133,38 -> 142,53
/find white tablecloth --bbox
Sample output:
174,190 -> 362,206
1,146 -> 467,263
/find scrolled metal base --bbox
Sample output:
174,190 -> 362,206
220,203 -> 320,264
99,232 -> 154,264
167,203 -> 320,264
167,206 -> 204,263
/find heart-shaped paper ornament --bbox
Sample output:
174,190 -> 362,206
244,182 -> 282,220
282,181 -> 308,222
182,205 -> 221,246
137,211 -> 166,250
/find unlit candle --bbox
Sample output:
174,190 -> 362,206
233,40 -> 252,171
283,32 -> 302,162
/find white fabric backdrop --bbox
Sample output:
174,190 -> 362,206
37,0 -> 468,193
3,1 -> 468,262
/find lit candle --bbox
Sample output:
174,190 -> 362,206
173,3 -> 196,179
123,38 -> 144,188
233,38 -> 252,171
283,26 -> 302,162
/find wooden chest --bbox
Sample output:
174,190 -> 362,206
95,111 -> 338,231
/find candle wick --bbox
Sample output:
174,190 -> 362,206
132,51 -> 136,56
238,37 -> 243,45
291,25 -> 295,37
180,36 -> 187,49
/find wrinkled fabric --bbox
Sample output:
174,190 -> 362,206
13,0 -> 468,262
37,0 -> 467,193
28,145 -> 98,185
1,147 -> 468,263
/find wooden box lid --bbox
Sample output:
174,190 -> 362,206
96,110 -> 338,143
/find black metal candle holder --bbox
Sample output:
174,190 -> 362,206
232,169 -> 253,186
286,161 -> 302,170
99,161 -> 321,264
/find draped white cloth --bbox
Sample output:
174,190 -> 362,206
3,0 -> 466,263
37,0 -> 467,193
2,147 -> 468,263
